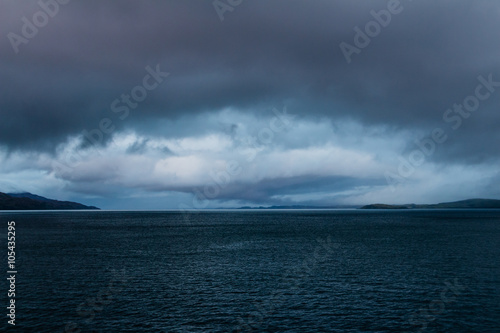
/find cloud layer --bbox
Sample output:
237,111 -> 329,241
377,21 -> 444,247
1,0 -> 499,208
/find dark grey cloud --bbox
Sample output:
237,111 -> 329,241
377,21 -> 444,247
1,0 -> 499,207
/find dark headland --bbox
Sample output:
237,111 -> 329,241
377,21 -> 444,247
0,192 -> 99,210
360,198 -> 500,209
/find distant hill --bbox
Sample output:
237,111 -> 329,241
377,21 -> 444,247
7,192 -> 54,202
0,192 -> 99,210
360,199 -> 500,209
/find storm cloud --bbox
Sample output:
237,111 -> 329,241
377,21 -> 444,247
1,0 -> 499,208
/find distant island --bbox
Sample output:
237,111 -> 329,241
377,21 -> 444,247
0,192 -> 99,210
360,199 -> 500,209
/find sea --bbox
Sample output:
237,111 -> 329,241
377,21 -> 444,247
1,210 -> 499,332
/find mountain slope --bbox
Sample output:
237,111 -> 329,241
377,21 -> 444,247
0,192 -> 99,210
7,192 -> 54,202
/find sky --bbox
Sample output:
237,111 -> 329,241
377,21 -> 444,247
0,0 -> 499,209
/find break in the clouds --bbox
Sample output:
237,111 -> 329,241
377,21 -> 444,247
0,0 -> 499,209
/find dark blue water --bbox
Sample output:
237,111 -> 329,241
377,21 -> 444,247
1,210 -> 499,332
